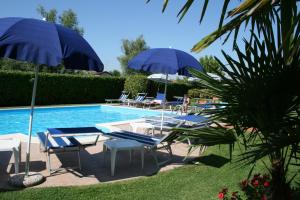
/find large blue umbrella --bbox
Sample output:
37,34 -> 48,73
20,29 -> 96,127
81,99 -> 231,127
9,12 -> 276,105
0,17 -> 103,181
128,48 -> 203,130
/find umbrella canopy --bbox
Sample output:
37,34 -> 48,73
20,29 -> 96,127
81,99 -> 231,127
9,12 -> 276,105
0,17 -> 104,179
0,17 -> 103,71
147,73 -> 186,83
128,48 -> 202,76
128,48 -> 203,132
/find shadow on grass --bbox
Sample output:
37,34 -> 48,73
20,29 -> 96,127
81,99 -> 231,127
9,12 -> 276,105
189,154 -> 230,168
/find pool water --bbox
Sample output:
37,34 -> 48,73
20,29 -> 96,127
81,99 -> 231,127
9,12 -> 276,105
0,105 -> 161,136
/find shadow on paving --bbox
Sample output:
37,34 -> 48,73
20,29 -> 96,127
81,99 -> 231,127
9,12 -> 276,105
50,149 -> 187,182
0,141 -> 194,189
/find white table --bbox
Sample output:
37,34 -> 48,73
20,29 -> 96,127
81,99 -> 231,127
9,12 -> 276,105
103,139 -> 144,176
0,139 -> 21,173
130,122 -> 155,135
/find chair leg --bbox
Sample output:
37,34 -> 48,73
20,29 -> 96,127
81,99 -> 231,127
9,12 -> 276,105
198,145 -> 207,155
47,152 -> 51,174
12,148 -> 19,174
167,145 -> 173,157
111,149 -> 117,176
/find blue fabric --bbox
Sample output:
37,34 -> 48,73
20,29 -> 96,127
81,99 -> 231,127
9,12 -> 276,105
37,132 -> 79,149
47,127 -> 102,135
104,131 -> 157,146
156,92 -> 166,101
128,48 -> 203,76
175,115 -> 208,123
0,17 -> 103,71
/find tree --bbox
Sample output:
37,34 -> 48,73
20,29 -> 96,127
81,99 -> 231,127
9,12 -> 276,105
36,5 -> 57,22
149,1 -> 299,199
199,55 -> 222,74
117,35 -> 149,75
37,5 -> 84,36
109,70 -> 121,77
58,9 -> 84,36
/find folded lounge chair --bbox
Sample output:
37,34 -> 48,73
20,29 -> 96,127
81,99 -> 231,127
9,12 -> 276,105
144,114 -> 209,132
37,127 -> 101,174
105,91 -> 129,104
126,93 -> 147,106
143,92 -> 166,108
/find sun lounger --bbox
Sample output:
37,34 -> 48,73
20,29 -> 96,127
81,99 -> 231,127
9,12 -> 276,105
105,91 -> 129,104
143,114 -> 209,132
143,92 -> 166,108
99,126 -> 182,168
98,122 -> 207,168
37,127 -> 101,174
126,93 -> 147,106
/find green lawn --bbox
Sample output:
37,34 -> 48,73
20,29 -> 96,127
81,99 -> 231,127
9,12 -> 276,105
0,145 -> 298,200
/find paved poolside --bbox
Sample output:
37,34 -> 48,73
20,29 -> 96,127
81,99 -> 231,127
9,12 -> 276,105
0,126 -> 200,189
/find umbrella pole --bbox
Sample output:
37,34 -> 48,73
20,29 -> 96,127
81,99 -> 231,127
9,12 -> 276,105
160,74 -> 168,133
25,65 -> 39,176
9,65 -> 44,187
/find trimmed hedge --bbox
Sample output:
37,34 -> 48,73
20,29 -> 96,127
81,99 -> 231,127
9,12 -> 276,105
0,71 -> 125,106
0,71 -> 197,106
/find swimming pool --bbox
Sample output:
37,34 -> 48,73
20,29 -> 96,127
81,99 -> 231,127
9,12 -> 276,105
0,105 -> 161,136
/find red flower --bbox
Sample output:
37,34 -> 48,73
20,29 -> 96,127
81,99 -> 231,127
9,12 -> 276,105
218,192 -> 225,199
263,181 -> 270,187
261,194 -> 267,200
252,179 -> 260,187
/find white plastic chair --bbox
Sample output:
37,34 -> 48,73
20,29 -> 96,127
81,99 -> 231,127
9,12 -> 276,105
0,138 -> 21,173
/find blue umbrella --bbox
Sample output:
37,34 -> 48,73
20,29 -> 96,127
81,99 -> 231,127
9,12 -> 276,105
128,48 -> 203,131
0,17 -> 103,180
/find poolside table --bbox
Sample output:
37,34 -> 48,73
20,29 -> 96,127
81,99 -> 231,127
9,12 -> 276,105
0,138 -> 21,173
103,139 -> 144,176
130,122 -> 155,135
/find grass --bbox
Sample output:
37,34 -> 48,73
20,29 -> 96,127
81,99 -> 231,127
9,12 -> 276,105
0,145 -> 298,200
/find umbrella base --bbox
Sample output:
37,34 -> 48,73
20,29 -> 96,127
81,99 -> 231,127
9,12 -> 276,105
9,172 -> 45,187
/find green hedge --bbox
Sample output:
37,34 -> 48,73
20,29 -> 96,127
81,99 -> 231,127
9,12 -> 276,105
0,71 -> 125,106
0,71 -> 198,106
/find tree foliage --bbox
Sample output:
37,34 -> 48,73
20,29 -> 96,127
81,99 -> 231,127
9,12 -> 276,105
37,5 -> 84,36
117,35 -> 149,75
109,70 -> 121,77
199,55 -> 222,74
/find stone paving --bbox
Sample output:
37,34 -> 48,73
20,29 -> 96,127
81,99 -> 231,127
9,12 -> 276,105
0,126 -> 199,189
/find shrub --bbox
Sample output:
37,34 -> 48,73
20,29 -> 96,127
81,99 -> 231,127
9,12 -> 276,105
147,80 -> 194,100
124,75 -> 148,97
188,88 -> 212,98
0,70 -> 125,106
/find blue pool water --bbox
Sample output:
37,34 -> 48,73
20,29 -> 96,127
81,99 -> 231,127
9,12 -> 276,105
0,105 -> 161,136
